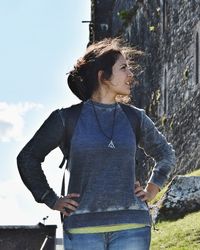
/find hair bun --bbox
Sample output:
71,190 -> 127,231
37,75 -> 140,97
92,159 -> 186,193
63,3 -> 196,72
67,71 -> 88,101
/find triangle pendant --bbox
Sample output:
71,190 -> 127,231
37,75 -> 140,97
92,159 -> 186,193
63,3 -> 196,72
108,140 -> 115,148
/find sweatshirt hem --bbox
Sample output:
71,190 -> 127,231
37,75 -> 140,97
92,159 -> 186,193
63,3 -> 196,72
63,210 -> 151,230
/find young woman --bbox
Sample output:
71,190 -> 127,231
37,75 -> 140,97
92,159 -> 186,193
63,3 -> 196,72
17,38 -> 176,250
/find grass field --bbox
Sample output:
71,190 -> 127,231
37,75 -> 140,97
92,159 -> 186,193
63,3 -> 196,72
150,169 -> 200,250
151,211 -> 200,249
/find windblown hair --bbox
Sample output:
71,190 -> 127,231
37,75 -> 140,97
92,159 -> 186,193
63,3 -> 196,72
67,37 -> 142,101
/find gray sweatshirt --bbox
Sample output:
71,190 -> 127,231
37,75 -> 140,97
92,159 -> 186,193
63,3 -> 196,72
17,100 -> 176,230
63,100 -> 175,229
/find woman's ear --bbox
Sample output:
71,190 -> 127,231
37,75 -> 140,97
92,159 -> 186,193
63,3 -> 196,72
98,70 -> 109,84
97,70 -> 104,84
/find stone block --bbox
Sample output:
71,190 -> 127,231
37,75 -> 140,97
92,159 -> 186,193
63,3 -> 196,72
154,175 -> 200,221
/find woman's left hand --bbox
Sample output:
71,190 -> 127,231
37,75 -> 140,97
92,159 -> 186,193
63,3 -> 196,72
134,181 -> 160,202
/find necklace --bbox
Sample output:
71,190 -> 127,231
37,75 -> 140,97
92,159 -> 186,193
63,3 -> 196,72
91,100 -> 117,148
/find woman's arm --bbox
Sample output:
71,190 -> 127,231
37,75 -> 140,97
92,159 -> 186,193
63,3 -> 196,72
135,110 -> 176,199
17,110 -> 65,208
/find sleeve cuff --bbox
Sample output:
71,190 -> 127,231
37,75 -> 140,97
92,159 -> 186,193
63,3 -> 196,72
40,189 -> 59,209
147,171 -> 168,189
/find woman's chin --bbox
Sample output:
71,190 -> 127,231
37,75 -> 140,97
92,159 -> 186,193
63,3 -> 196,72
117,90 -> 131,96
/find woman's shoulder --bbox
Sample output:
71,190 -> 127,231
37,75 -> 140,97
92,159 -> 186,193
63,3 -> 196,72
119,102 -> 145,117
57,102 -> 83,126
59,102 -> 83,112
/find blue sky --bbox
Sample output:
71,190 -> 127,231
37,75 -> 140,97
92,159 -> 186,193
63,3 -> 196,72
0,0 -> 90,237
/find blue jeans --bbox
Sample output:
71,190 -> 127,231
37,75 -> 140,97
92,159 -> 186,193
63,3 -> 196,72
63,226 -> 151,250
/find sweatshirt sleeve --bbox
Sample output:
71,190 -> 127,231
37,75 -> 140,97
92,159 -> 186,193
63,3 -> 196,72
138,110 -> 176,189
17,109 -> 65,208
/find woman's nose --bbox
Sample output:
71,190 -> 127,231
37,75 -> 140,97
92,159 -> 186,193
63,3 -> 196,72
127,69 -> 133,77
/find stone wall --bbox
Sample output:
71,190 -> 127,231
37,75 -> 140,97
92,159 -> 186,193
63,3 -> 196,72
91,0 -> 200,181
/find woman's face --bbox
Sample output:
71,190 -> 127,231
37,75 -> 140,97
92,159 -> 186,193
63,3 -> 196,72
105,54 -> 133,96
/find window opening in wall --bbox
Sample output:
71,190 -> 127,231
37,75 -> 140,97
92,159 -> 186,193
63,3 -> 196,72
164,69 -> 168,114
162,0 -> 167,33
196,32 -> 199,84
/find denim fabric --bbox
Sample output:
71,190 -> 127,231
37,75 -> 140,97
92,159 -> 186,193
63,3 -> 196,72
63,226 -> 151,250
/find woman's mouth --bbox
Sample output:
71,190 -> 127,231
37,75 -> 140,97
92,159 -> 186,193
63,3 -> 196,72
125,81 -> 133,88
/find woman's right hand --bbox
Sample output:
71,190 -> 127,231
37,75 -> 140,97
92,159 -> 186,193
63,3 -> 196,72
53,193 -> 80,216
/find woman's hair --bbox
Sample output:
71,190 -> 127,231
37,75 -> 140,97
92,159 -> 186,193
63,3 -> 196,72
67,37 -> 142,101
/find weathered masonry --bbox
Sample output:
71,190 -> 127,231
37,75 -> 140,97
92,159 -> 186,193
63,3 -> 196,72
90,0 -> 200,181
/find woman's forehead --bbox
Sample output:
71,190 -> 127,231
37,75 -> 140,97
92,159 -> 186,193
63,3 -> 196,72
115,54 -> 127,64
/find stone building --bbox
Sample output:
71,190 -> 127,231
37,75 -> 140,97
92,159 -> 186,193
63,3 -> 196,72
89,0 -> 200,182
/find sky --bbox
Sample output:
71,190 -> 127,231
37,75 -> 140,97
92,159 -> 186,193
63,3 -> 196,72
0,0 -> 91,237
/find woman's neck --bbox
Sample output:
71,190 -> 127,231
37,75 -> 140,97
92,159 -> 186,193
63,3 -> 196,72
91,90 -> 116,104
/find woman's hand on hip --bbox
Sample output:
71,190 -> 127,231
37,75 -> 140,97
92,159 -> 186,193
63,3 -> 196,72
53,193 -> 80,216
134,181 -> 160,202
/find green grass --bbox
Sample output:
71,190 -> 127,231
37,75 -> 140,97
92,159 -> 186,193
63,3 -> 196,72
150,168 -> 200,249
150,185 -> 167,205
185,168 -> 200,176
151,211 -> 200,249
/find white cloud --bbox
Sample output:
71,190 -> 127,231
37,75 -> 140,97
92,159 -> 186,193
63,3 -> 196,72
0,178 -> 52,224
0,101 -> 43,142
0,176 -> 64,237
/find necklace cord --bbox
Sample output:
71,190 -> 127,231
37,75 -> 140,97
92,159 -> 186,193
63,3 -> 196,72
91,101 -> 117,142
